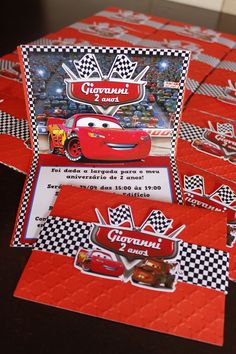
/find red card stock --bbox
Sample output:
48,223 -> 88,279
15,186 -> 229,346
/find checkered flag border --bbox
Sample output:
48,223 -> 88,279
170,157 -> 183,205
0,111 -> 30,141
74,53 -> 101,79
109,54 -> 137,79
33,215 -> 229,293
210,185 -> 236,206
178,242 -> 229,293
141,210 -> 173,234
12,45 -> 190,246
184,175 -> 205,194
34,216 -> 94,257
12,45 -> 39,248
108,204 -> 133,226
217,122 -> 234,137
179,121 -> 205,142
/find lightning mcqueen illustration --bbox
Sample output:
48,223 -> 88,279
47,113 -> 151,161
75,249 -> 124,277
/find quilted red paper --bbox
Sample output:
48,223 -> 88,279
177,159 -> 236,280
15,186 -> 228,346
177,108 -> 236,182
188,61 -> 236,120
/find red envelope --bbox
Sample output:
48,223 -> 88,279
14,186 -> 229,346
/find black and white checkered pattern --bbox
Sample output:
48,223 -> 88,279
74,53 -> 101,79
31,38 -> 55,45
210,185 -> 236,206
164,24 -> 236,48
110,54 -> 137,79
186,78 -> 200,93
33,215 -> 229,293
218,37 -> 236,49
0,110 -> 29,140
217,122 -> 234,136
34,216 -> 94,257
12,45 -> 190,246
96,10 -> 162,28
184,175 -> 205,194
169,49 -> 190,205
218,60 -> 236,72
170,157 -> 183,205
197,54 -> 220,67
16,45 -> 190,61
108,204 -> 133,226
197,83 -> 225,97
141,210 -> 173,234
0,59 -> 17,71
179,121 -> 204,142
12,46 -> 40,248
178,242 -> 229,293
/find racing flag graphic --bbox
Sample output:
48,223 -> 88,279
74,54 -> 102,79
210,185 -> 236,206
108,54 -> 137,79
184,175 -> 205,195
141,210 -> 173,234
217,123 -> 235,137
108,204 -> 134,227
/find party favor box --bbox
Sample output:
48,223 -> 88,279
163,20 -> 236,50
14,186 -> 229,346
188,49 -> 236,120
177,159 -> 236,279
177,108 -> 236,279
138,29 -> 226,101
87,7 -> 168,35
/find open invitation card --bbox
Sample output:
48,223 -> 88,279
12,46 -> 190,246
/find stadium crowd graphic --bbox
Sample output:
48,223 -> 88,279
29,52 -> 183,132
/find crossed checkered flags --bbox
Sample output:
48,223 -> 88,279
184,175 -> 205,195
140,210 -> 173,234
217,123 -> 235,137
74,54 -> 102,79
95,204 -> 185,240
210,185 -> 236,206
108,54 -> 137,80
64,54 -> 137,80
108,204 -> 134,227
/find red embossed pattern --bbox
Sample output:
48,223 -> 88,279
15,187 -> 228,346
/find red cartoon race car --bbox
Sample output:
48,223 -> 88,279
74,249 -> 124,277
192,138 -> 225,157
47,113 -> 151,161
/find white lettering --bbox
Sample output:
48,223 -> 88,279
107,229 -> 162,249
81,82 -> 129,96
